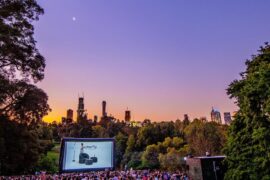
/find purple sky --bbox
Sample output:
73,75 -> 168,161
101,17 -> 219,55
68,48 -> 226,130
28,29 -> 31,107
35,0 -> 270,122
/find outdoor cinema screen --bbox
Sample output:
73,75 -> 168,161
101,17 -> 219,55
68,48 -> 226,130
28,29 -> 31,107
59,138 -> 115,172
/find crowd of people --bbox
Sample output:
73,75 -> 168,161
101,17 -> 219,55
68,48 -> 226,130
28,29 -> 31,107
1,170 -> 190,180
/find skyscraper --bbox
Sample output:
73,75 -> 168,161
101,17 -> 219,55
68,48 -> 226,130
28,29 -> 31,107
211,107 -> 222,124
77,96 -> 87,122
224,112 -> 232,125
99,101 -> 115,127
125,109 -> 131,122
93,115 -> 98,123
102,101 -> 107,117
66,109 -> 73,120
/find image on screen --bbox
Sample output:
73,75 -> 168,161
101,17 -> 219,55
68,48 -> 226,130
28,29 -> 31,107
60,139 -> 114,172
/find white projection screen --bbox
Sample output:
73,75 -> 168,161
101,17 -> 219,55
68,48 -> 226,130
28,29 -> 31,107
59,138 -> 115,172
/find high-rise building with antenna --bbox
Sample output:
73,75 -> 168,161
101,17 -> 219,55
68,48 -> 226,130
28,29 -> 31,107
77,96 -> 87,122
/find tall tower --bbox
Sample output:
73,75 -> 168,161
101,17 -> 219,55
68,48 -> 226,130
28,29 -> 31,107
66,109 -> 73,120
125,109 -> 131,122
93,115 -> 98,123
77,97 -> 86,121
102,101 -> 107,117
211,107 -> 222,124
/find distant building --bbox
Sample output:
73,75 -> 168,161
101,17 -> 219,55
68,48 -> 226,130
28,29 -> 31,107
125,109 -> 131,122
184,114 -> 189,121
77,96 -> 87,122
61,117 -> 66,124
102,101 -> 107,117
99,101 -> 114,127
93,115 -> 98,123
183,114 -> 190,126
61,117 -> 72,125
66,109 -> 73,120
224,112 -> 232,125
211,107 -> 222,124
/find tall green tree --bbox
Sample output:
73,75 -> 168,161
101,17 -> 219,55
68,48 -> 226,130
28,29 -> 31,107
115,132 -> 128,167
224,43 -> 270,180
141,144 -> 160,169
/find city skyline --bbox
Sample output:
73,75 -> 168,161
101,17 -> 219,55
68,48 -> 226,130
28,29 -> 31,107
35,0 -> 270,122
59,96 -> 233,124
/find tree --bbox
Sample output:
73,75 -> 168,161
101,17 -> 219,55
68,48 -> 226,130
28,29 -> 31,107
122,135 -> 136,167
157,137 -> 188,171
92,125 -> 107,138
0,0 -> 45,82
0,116 -> 41,175
36,155 -> 58,174
141,144 -> 160,169
136,124 -> 161,150
127,152 -> 143,169
0,77 -> 50,125
159,148 -> 183,171
184,120 -> 226,156
126,134 -> 136,153
115,132 -> 128,168
0,0 -> 49,125
0,0 -> 50,175
224,43 -> 270,180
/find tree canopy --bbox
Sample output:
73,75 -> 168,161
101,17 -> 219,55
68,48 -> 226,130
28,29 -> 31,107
0,0 -> 45,82
224,43 -> 270,180
0,0 -> 51,175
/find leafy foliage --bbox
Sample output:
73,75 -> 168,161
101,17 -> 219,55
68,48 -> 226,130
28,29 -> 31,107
0,0 -> 52,175
0,116 -> 41,175
0,0 -> 45,82
224,43 -> 270,180
0,76 -> 50,125
184,119 -> 227,156
141,144 -> 160,169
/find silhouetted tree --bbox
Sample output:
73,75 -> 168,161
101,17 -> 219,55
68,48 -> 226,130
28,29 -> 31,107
0,0 -> 45,82
0,0 -> 50,175
0,116 -> 41,175
0,77 -> 50,125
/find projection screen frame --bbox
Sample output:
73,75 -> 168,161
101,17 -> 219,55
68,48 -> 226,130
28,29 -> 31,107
59,138 -> 115,173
